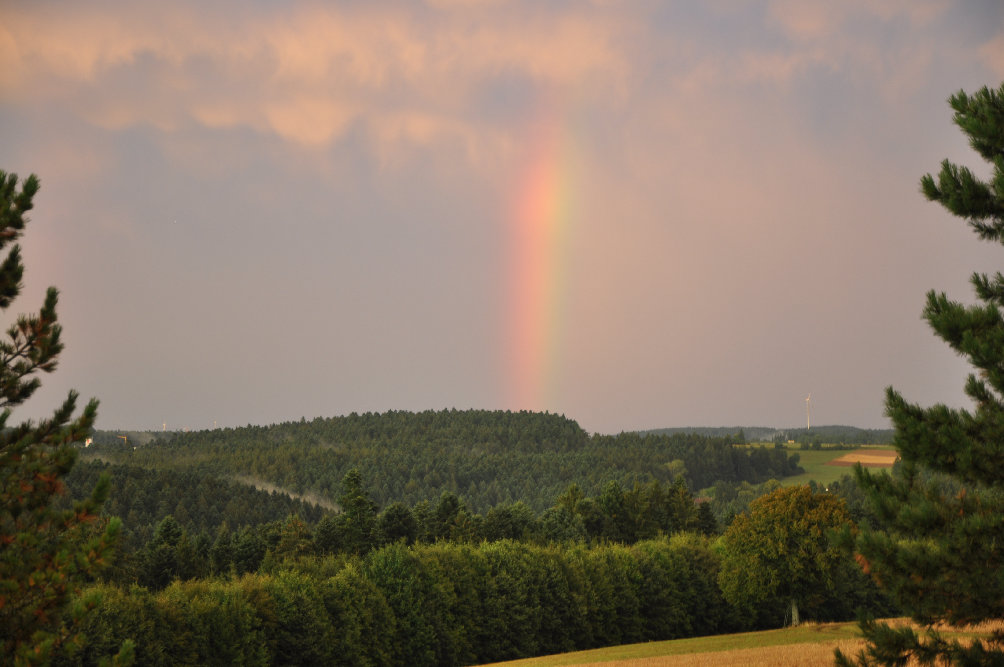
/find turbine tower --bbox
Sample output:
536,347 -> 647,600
806,393 -> 811,430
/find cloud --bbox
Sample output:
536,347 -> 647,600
767,0 -> 946,42
1,2 -> 629,161
263,98 -> 357,148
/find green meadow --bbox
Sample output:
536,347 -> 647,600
779,445 -> 897,487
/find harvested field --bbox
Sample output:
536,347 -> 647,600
483,620 -> 1004,667
826,448 -> 898,467
554,639 -> 865,666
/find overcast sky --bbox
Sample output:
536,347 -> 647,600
2,1 -> 1003,435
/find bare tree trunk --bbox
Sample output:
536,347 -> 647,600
790,598 -> 800,626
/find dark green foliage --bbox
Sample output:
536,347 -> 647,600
695,502 -> 717,535
322,563 -> 395,666
429,490 -> 475,542
60,460 -> 325,549
632,540 -> 689,639
209,523 -> 233,574
83,409 -> 802,515
707,478 -> 783,528
842,82 -> 1004,665
52,585 -> 162,667
479,540 -> 544,660
666,532 -> 741,636
482,501 -> 538,542
163,579 -> 269,666
336,469 -> 378,554
644,425 -> 894,445
719,486 -> 860,628
263,570 -> 336,665
362,543 -> 441,666
0,170 -> 126,665
553,477 -> 704,543
538,505 -> 586,542
273,515 -> 315,562
231,526 -> 267,574
376,501 -> 418,546
314,514 -> 341,554
62,531 -> 885,666
414,543 -> 487,666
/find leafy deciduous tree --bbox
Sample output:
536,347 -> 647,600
718,485 -> 855,628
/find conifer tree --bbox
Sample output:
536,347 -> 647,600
0,171 -> 128,664
839,83 -> 1004,665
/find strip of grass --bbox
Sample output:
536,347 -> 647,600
480,621 -> 863,666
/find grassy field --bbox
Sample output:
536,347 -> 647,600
480,619 -> 1003,666
479,621 -> 865,666
779,445 -> 897,487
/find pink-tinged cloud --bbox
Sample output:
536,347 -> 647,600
0,3 -> 629,157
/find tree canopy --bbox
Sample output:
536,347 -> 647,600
718,485 -> 861,628
842,82 -> 1004,665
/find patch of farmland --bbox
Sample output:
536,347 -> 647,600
826,449 -> 898,468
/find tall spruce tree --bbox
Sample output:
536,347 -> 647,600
839,83 -> 1004,665
0,171 -> 129,665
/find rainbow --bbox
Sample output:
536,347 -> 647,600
506,108 -> 578,411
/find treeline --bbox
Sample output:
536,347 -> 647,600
94,473 -> 718,590
706,473 -> 884,531
59,534 -> 875,667
642,425 -> 895,445
85,409 -> 802,513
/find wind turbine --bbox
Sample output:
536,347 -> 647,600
805,393 -> 811,430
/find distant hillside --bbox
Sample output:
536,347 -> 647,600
640,426 -> 778,440
641,425 -> 894,445
82,409 -> 804,514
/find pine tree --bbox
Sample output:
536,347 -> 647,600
839,83 -> 1004,665
0,171 -> 129,664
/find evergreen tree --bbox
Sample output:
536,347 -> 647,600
337,469 -> 377,554
0,171 -> 128,664
840,83 -> 1004,665
376,501 -> 418,546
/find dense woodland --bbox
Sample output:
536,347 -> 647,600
55,475 -> 892,666
64,409 -> 805,559
38,409 -> 899,664
55,532 -> 893,667
83,410 -> 802,513
643,425 -> 895,445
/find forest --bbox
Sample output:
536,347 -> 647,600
81,409 -> 802,512
54,461 -> 893,666
63,410 -> 805,552
31,409 -> 895,665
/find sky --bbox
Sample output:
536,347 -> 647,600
2,1 -> 1003,435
